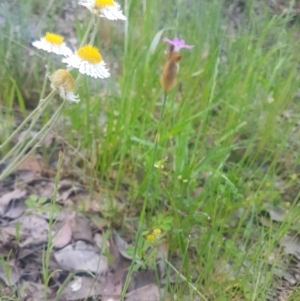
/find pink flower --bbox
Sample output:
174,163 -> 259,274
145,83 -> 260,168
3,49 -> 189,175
162,37 -> 194,51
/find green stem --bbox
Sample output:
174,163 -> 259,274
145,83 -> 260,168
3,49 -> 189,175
0,100 -> 66,180
89,17 -> 100,45
0,90 -> 55,151
80,15 -> 95,48
40,64 -> 49,101
121,93 -> 168,300
74,16 -> 100,92
144,93 -> 168,210
43,148 -> 64,300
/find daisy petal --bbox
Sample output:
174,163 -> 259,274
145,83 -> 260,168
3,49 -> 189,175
66,92 -> 80,103
32,35 -> 72,56
78,0 -> 126,21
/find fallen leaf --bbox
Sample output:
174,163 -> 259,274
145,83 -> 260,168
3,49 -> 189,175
0,189 -> 26,215
53,219 -> 73,249
60,275 -> 106,300
15,153 -> 45,173
18,281 -> 52,300
54,240 -> 108,273
156,242 -> 168,280
103,268 -> 127,301
71,214 -> 94,244
0,261 -> 21,286
16,214 -> 49,247
128,270 -> 156,292
113,230 -> 132,260
3,198 -> 27,220
264,204 -> 287,222
125,284 -> 160,301
280,235 -> 300,260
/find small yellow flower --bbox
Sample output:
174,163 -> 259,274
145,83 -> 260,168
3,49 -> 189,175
153,228 -> 161,236
265,182 -> 271,188
49,69 -> 80,103
62,45 -> 110,79
78,0 -> 126,20
291,174 -> 297,181
32,32 -> 72,56
146,234 -> 155,243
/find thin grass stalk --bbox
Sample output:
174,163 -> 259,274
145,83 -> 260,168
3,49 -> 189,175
0,96 -> 54,165
0,100 -> 66,180
43,148 -> 64,300
121,93 -> 168,300
0,90 -> 55,151
79,15 -> 96,48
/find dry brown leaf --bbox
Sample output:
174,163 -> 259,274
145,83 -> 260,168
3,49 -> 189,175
3,198 -> 27,219
54,240 -> 108,273
0,189 -> 26,215
17,214 -> 49,247
0,226 -> 18,244
113,230 -> 131,260
16,153 -> 45,173
125,284 -> 160,301
60,275 -> 106,300
103,268 -> 127,301
0,261 -> 21,286
71,214 -> 94,244
264,204 -> 287,222
280,235 -> 300,260
18,281 -> 53,300
53,219 -> 73,249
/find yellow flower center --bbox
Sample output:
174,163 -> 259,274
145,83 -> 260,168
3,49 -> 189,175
44,32 -> 64,45
77,45 -> 102,64
95,0 -> 114,8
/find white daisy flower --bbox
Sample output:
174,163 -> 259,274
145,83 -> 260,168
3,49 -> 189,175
32,32 -> 73,56
49,69 -> 80,103
78,0 -> 126,21
62,45 -> 110,79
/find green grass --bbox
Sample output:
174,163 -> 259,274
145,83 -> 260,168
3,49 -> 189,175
1,0 -> 300,300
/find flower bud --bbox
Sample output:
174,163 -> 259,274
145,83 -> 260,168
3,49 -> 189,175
160,51 -> 182,93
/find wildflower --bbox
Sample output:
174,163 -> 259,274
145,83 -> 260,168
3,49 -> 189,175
160,50 -> 182,93
162,37 -> 194,52
62,45 -> 110,79
160,36 -> 193,93
32,32 -> 72,56
78,0 -> 126,21
49,69 -> 80,103
291,174 -> 297,181
146,234 -> 155,243
153,228 -> 161,237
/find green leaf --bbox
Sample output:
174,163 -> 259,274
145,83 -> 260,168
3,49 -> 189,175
146,27 -> 174,68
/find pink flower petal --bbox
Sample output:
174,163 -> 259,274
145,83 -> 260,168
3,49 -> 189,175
162,37 -> 194,51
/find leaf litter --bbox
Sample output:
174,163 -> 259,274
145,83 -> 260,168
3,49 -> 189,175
2,156 -> 300,301
0,157 -> 175,301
